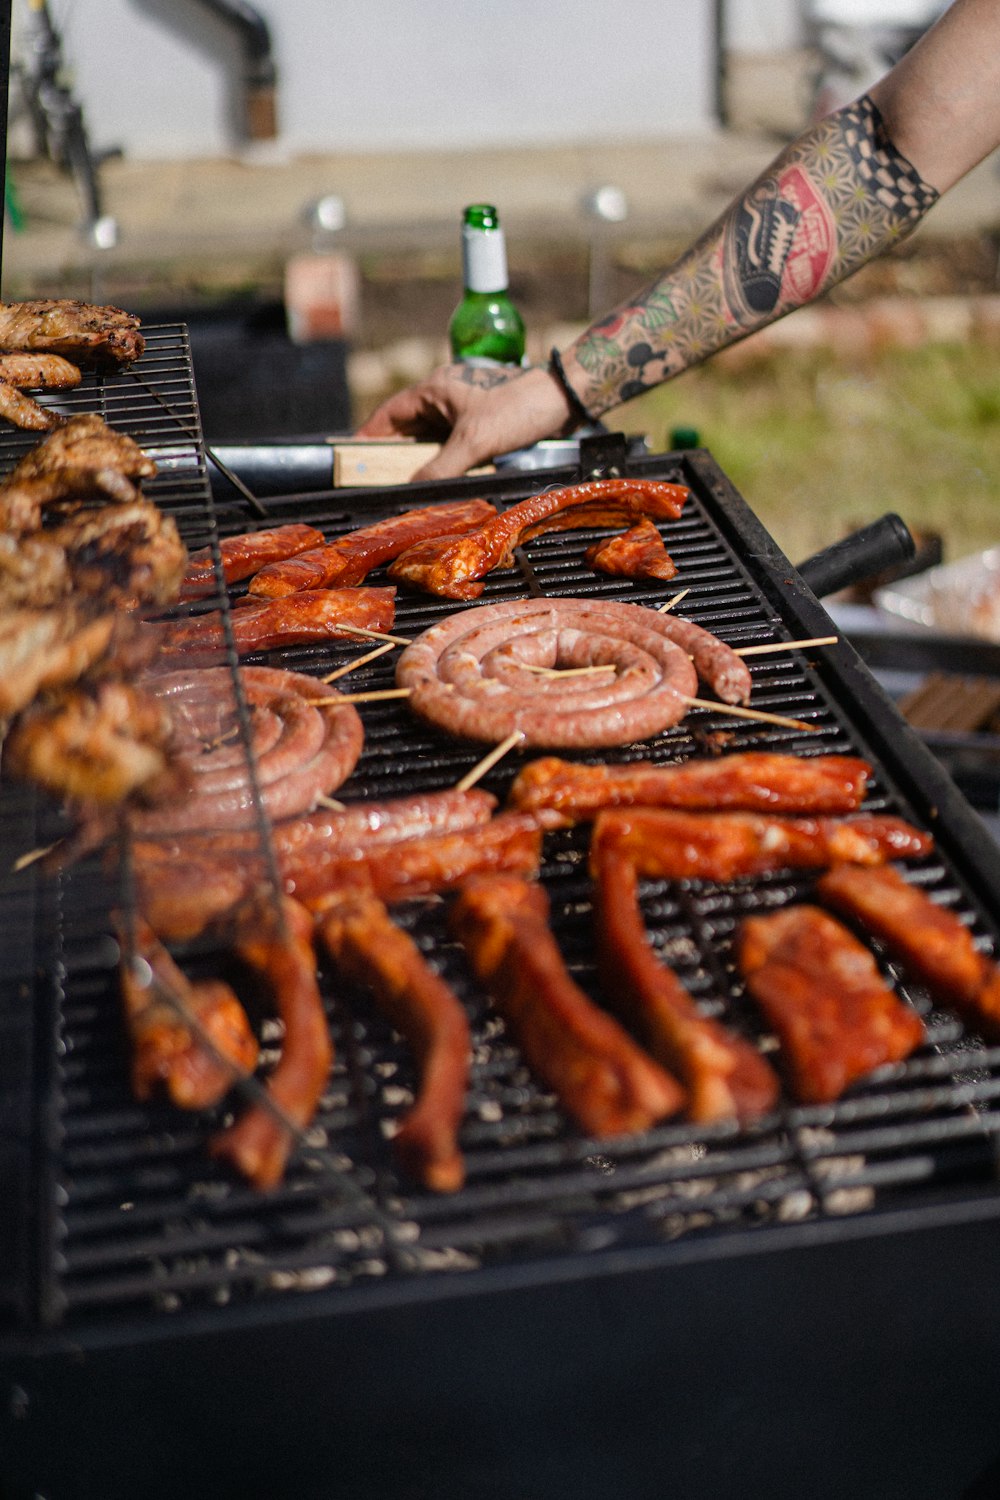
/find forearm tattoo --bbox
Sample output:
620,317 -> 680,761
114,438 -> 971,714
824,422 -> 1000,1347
450,364 -> 529,390
569,95 -> 940,414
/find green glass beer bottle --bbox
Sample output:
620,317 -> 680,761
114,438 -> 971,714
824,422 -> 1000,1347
448,203 -> 526,366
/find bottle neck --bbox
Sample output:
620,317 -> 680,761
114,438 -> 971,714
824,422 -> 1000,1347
461,224 -> 509,294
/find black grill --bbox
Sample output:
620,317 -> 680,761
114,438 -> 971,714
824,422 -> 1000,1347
4,330 -> 1000,1500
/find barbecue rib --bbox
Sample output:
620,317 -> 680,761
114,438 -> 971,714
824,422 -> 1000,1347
388,478 -> 689,600
737,904 -> 925,1102
593,843 -> 779,1122
450,874 -> 686,1135
151,587 -> 396,660
817,863 -> 1000,1041
318,891 -> 471,1193
180,523 -> 326,600
248,497 -> 498,598
133,812 -> 544,943
210,896 -> 333,1190
584,519 -> 678,582
508,751 -> 873,827
118,916 -> 259,1110
0,299 -> 145,368
590,808 -> 932,882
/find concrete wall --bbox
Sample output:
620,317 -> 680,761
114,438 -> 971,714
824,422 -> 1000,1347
22,0 -> 723,162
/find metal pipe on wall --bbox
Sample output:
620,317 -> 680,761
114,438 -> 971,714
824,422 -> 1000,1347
188,0 -> 278,139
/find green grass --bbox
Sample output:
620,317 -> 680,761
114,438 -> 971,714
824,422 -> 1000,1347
614,341 -> 1000,569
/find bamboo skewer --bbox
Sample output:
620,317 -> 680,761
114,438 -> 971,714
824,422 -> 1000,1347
657,588 -> 690,613
322,640 -> 396,682
735,635 -> 838,657
521,663 -> 616,680
455,730 -> 526,792
329,687 -> 413,705
12,841 -> 62,873
336,625 -> 413,647
678,695 -> 819,732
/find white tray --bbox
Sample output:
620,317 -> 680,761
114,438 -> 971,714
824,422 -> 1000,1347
874,547 -> 1000,641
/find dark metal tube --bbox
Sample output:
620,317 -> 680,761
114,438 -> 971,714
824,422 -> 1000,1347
190,0 -> 276,83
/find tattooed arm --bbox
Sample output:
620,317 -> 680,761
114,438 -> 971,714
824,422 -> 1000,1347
358,0 -> 1000,479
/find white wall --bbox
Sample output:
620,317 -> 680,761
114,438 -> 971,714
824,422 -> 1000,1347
31,0 -> 720,162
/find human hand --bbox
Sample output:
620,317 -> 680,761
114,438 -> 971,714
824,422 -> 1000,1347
355,362 -> 573,480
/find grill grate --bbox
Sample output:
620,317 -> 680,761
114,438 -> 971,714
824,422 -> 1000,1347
3,329 -> 1000,1333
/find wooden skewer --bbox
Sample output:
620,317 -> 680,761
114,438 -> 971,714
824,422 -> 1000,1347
735,635 -> 838,657
12,841 -> 62,873
330,687 -> 413,705
521,663 -> 616,679
678,695 -> 819,733
336,624 -> 413,647
455,730 -> 526,792
315,794 -> 347,811
322,640 -> 396,682
657,588 -> 690,613
202,725 -> 241,751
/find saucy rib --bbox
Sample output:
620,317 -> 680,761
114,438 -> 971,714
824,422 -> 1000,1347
151,586 -> 396,659
209,896 -> 332,1190
737,904 -> 925,1102
118,916 -> 259,1110
388,478 -> 688,600
508,751 -> 873,827
180,523 -> 326,600
318,891 -> 471,1193
817,862 -> 1000,1040
248,497 -> 498,598
584,519 -> 678,582
590,808 -> 932,882
593,845 -> 779,1122
450,874 -> 685,1135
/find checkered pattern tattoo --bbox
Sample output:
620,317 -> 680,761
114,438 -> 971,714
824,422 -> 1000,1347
844,95 -> 940,221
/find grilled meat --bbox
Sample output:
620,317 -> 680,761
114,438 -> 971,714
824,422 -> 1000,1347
584,519 -> 678,582
0,353 -> 83,390
0,467 -> 140,534
248,498 -> 498,598
817,863 -> 1000,1041
151,586 -> 396,661
0,531 -> 69,609
318,891 -> 472,1193
450,874 -> 686,1135
507,751 -> 873,828
47,499 -> 187,608
0,381 -> 63,432
593,843 -> 780,1123
388,478 -> 688,600
737,904 -> 925,1102
4,679 -> 184,808
0,299 -> 144,368
590,808 -> 933,882
118,916 -> 260,1110
210,896 -> 333,1191
0,607 -> 116,718
9,412 -> 156,482
180,523 -> 326,600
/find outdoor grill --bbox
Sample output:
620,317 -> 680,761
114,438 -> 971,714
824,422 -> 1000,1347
2,330 -> 1000,1500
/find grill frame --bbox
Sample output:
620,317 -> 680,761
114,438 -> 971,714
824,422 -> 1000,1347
3,332 -> 1000,1497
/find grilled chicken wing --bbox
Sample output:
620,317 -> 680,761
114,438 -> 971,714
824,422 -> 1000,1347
0,299 -> 144,368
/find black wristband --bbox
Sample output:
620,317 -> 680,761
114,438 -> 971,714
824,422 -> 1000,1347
548,347 -> 593,427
